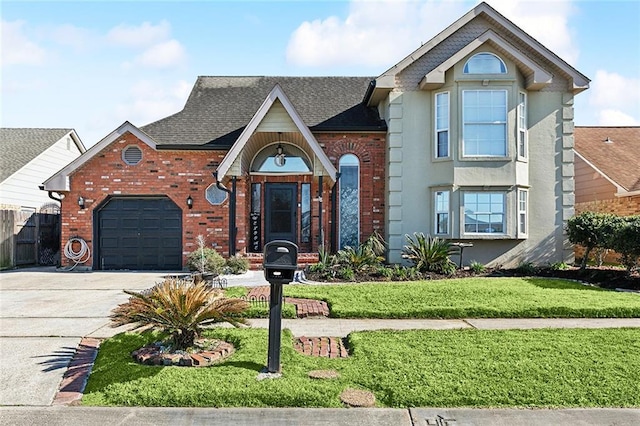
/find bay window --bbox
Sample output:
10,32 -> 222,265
435,92 -> 449,158
462,90 -> 507,157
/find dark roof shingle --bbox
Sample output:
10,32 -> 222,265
574,126 -> 640,192
141,76 -> 385,148
0,128 -> 73,182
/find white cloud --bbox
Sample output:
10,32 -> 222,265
113,79 -> 191,125
135,39 -> 187,69
485,0 -> 579,66
106,20 -> 171,48
51,24 -> 95,51
286,0 -> 579,69
589,70 -> 640,125
1,20 -> 46,66
286,1 -> 468,68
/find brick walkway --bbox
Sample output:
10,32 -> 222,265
245,286 -> 329,318
294,336 -> 350,358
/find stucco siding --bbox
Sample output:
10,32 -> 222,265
1,134 -> 82,209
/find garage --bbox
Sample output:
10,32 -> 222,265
95,196 -> 182,270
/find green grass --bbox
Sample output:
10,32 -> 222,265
224,286 -> 297,318
82,327 -> 640,408
284,277 -> 640,318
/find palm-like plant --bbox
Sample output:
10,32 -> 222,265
110,278 -> 249,350
402,232 -> 457,275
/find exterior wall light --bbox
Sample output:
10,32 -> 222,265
78,196 -> 85,209
186,195 -> 194,209
274,144 -> 286,167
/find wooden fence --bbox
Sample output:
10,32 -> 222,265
0,209 -> 60,270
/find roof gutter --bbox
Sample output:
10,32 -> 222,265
362,79 -> 376,105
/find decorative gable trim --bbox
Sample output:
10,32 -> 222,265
367,1 -> 589,105
42,121 -> 156,191
216,84 -> 338,182
419,30 -> 553,91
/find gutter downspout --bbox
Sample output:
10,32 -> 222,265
40,185 -> 64,203
330,172 -> 341,253
213,172 -> 236,257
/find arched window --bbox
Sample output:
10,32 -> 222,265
339,154 -> 360,249
463,52 -> 507,74
251,143 -> 312,173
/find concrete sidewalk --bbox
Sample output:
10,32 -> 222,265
2,406 -> 640,426
1,267 -> 640,425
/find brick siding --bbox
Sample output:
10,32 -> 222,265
60,131 -> 385,269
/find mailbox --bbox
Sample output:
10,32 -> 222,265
263,240 -> 298,284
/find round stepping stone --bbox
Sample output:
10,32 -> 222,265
308,369 -> 340,380
340,388 -> 376,407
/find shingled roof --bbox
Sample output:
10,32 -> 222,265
574,126 -> 640,193
141,76 -> 385,148
0,128 -> 75,182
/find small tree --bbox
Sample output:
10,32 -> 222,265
187,236 -> 225,276
610,216 -> 640,273
111,278 -> 249,350
567,212 -> 621,270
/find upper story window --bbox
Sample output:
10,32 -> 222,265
463,53 -> 507,74
462,90 -> 507,157
435,92 -> 450,158
251,143 -> 312,173
517,92 -> 528,158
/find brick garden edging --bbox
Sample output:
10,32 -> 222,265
245,286 -> 330,318
132,339 -> 235,367
53,337 -> 101,406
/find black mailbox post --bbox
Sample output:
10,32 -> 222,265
263,240 -> 298,374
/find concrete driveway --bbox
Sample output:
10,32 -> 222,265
0,267 -> 175,406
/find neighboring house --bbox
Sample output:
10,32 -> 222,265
1,128 -> 86,210
43,2 -> 589,271
574,126 -> 640,215
1,128 -> 86,268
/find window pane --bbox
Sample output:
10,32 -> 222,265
437,131 -> 449,157
464,53 -> 507,74
301,183 -> 311,243
464,192 -> 505,233
339,155 -> 360,249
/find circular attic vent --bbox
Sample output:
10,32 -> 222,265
122,145 -> 143,165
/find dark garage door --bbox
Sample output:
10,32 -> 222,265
96,196 -> 182,270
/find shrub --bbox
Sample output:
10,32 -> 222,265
225,255 -> 249,275
469,260 -> 486,274
110,278 -> 249,350
549,261 -> 569,271
187,247 -> 225,275
338,267 -> 355,281
610,216 -> 640,273
335,244 -> 383,273
402,233 -> 457,275
515,261 -> 538,276
567,212 -> 622,270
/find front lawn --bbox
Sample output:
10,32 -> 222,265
284,277 -> 640,318
82,327 -> 640,408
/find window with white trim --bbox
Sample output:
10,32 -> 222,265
462,90 -> 507,157
518,92 -> 528,158
518,189 -> 528,236
435,92 -> 449,158
463,192 -> 505,234
463,52 -> 507,74
434,190 -> 450,235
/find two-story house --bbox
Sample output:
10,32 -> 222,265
43,2 -> 589,270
